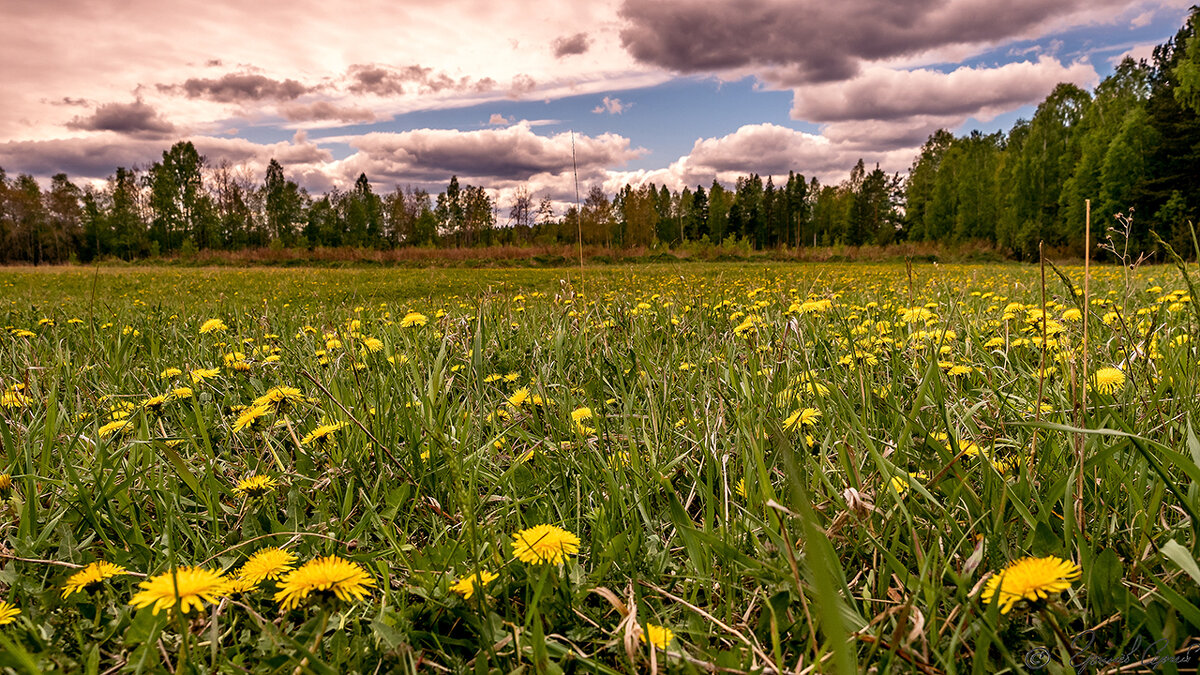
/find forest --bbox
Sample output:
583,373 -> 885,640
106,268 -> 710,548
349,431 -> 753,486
3,11 -> 1200,264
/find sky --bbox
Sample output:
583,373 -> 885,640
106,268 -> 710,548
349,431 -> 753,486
0,0 -> 1192,211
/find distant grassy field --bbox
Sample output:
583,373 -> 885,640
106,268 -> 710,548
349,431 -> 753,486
0,262 -> 1198,673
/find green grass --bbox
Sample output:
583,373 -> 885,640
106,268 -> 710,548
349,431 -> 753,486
0,261 -> 1198,673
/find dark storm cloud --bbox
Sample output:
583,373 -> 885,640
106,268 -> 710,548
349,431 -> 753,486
66,100 -> 175,138
552,32 -> 590,57
345,64 -> 496,97
618,0 -> 1129,82
159,72 -> 313,102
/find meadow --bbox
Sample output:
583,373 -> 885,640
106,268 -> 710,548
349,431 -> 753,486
0,261 -> 1198,674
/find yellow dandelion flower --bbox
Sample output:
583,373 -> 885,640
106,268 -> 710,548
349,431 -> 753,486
980,556 -> 1081,614
301,421 -> 346,446
733,315 -> 758,336
97,419 -> 133,439
170,387 -> 193,400
224,577 -> 258,595
0,600 -> 19,626
160,367 -> 182,379
236,548 -> 297,586
1,390 -> 29,409
233,405 -> 271,432
1090,367 -> 1125,395
190,367 -> 220,383
401,312 -> 428,328
783,407 -> 821,431
0,474 -> 11,491
511,524 -> 581,565
199,319 -> 228,334
450,569 -> 498,600
640,623 -> 674,650
129,567 -> 229,615
274,556 -> 376,610
61,561 -> 128,599
800,299 -> 833,314
959,441 -> 983,458
248,384 -> 302,410
233,474 -> 279,499
507,387 -> 530,407
142,394 -> 169,412
890,471 -> 927,496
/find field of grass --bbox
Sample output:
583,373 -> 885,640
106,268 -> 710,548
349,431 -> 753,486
0,262 -> 1198,674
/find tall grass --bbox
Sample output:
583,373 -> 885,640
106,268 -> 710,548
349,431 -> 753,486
0,262 -> 1196,673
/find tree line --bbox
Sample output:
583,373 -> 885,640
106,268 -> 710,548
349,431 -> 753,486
4,11 -> 1200,264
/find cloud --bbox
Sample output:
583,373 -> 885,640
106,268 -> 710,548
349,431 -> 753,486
0,133 -> 332,185
326,124 -> 645,188
552,32 -> 591,57
345,64 -> 496,96
508,74 -> 538,99
488,113 -> 511,125
607,123 -> 916,192
592,96 -> 630,114
789,57 -> 1097,123
279,101 -> 377,124
1130,9 -> 1155,27
618,0 -> 1135,83
48,96 -> 90,107
65,100 -> 176,138
160,72 -> 313,102
1110,42 -> 1158,65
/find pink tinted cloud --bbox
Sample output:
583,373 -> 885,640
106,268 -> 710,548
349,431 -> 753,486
788,57 -> 1098,123
328,124 -> 646,186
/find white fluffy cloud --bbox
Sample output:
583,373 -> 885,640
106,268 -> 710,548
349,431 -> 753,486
607,123 -> 916,193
